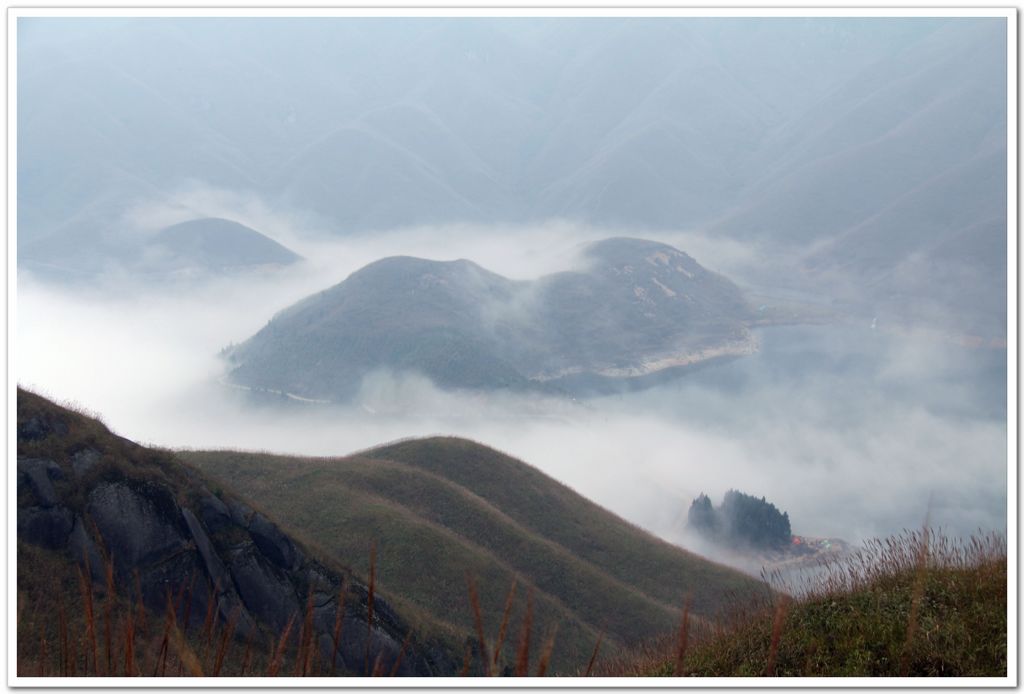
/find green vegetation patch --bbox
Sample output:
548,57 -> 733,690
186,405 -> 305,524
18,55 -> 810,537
604,531 -> 1007,678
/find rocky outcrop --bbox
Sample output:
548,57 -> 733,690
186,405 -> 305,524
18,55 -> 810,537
15,388 -> 458,676
17,457 -> 63,507
86,481 -> 188,566
248,512 -> 299,570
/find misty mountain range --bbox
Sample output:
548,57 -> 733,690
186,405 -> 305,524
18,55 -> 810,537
223,238 -> 756,400
13,15 -> 1011,680
17,17 -> 1007,336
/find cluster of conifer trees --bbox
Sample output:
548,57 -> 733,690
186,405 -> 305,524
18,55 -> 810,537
688,490 -> 791,549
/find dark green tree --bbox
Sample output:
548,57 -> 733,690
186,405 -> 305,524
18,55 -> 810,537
687,493 -> 718,535
688,490 -> 792,550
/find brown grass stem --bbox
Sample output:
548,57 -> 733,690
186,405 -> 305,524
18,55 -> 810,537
492,578 -> 517,667
514,589 -> 534,677
535,624 -> 559,677
584,629 -> 605,677
674,594 -> 692,676
266,614 -> 296,677
464,572 -> 491,676
389,629 -> 413,677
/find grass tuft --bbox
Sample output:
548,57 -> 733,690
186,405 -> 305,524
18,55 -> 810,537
601,529 -> 1007,678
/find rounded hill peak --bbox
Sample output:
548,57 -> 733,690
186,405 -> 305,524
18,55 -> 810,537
153,217 -> 301,268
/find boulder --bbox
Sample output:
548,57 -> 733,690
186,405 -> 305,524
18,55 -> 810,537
228,546 -> 299,632
181,508 -> 232,594
18,505 -> 73,549
137,549 -> 210,625
248,512 -> 299,570
67,514 -> 106,582
227,499 -> 253,528
86,482 -> 186,567
197,494 -> 233,534
17,457 -> 63,507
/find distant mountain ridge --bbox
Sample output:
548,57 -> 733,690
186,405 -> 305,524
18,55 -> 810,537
223,237 -> 755,401
19,18 -> 944,242
20,216 -> 301,283
146,217 -> 302,272
17,19 -> 1005,337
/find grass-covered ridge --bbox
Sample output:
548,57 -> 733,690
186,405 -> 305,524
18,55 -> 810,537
601,530 -> 1007,677
183,437 -> 764,674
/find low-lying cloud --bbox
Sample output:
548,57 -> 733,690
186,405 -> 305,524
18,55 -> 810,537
17,219 -> 1008,572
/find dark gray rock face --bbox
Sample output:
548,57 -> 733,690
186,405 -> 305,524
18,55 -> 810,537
248,512 -> 299,570
86,482 -> 187,566
181,508 -> 231,593
228,545 -> 300,632
227,498 -> 253,527
17,457 -> 63,507
198,494 -> 233,534
18,506 -> 73,549
67,515 -> 106,582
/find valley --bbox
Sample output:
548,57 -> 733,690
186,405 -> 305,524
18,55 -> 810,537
13,12 -> 1010,683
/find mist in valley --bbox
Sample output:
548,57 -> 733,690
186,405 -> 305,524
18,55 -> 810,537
16,15 -> 1009,576
17,221 -> 1008,558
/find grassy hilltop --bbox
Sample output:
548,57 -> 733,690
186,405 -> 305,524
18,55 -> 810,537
184,437 -> 763,674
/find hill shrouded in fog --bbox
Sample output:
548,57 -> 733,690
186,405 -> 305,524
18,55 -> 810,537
13,14 -> 1011,680
17,17 -> 1007,336
223,238 -> 756,401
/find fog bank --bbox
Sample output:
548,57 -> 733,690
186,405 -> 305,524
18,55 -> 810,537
17,225 -> 1007,556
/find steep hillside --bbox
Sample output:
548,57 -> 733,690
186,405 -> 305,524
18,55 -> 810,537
184,437 -> 765,674
16,388 -> 461,676
223,237 -> 755,401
